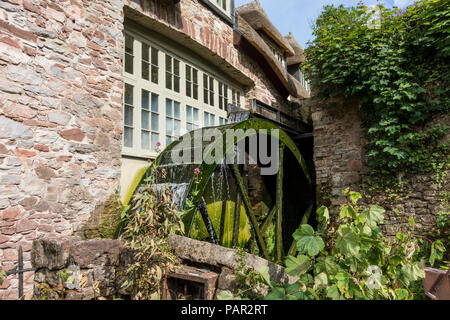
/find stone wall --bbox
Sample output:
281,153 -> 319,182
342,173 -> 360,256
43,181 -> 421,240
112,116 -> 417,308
31,235 -> 294,300
309,95 -> 448,237
0,0 -> 124,299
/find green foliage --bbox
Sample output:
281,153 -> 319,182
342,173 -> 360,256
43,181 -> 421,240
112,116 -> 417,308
119,167 -> 185,300
264,191 -> 447,300
304,0 -> 449,173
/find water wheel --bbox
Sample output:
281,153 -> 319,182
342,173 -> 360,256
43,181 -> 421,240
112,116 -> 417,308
126,118 -> 314,263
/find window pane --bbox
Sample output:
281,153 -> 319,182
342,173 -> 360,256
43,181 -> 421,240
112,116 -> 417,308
142,90 -> 149,110
142,110 -> 149,130
142,43 -> 149,61
166,55 -> 172,72
166,99 -> 172,117
124,105 -> 133,127
174,59 -> 180,76
151,93 -> 158,112
142,131 -> 150,150
193,108 -> 199,122
174,76 -> 180,93
151,113 -> 159,131
193,69 -> 198,84
151,66 -> 158,84
166,72 -> 172,90
166,136 -> 172,147
174,120 -> 181,136
210,114 -> 215,126
152,133 -> 159,151
124,84 -> 133,105
124,127 -> 133,148
193,84 -> 198,100
204,113 -> 209,126
151,47 -> 158,65
186,82 -> 192,98
186,106 -> 192,123
174,101 -> 180,119
125,35 -> 133,74
186,65 -> 191,81
166,118 -> 173,135
142,62 -> 149,80
187,123 -> 193,132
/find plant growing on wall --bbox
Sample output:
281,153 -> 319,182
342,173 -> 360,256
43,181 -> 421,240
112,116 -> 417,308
263,190 -> 446,300
303,0 -> 449,174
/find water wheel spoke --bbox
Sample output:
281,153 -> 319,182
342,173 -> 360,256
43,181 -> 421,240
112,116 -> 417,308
199,197 -> 219,245
231,163 -> 270,261
232,192 -> 241,248
276,143 -> 285,262
261,204 -> 278,234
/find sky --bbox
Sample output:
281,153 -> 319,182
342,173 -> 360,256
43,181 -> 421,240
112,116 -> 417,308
234,0 -> 416,48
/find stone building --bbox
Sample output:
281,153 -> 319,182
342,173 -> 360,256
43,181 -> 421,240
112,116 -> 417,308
0,0 -> 446,301
0,0 -> 312,299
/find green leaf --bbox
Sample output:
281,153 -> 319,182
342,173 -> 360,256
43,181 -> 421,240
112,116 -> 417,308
364,205 -> 385,228
285,255 -> 311,276
317,206 -> 330,225
400,262 -> 425,285
293,225 -> 325,257
349,191 -> 362,205
314,272 -> 329,288
336,225 -> 360,257
217,290 -> 235,300
257,265 -> 272,287
264,286 -> 286,300
340,205 -> 356,220
327,285 -> 344,300
315,256 -> 340,276
429,240 -> 446,266
335,272 -> 350,294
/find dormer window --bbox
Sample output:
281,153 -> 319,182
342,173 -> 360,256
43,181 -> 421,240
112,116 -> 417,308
202,0 -> 233,22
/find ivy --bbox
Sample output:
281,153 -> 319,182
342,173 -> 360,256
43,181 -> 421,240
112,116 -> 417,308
303,0 -> 450,173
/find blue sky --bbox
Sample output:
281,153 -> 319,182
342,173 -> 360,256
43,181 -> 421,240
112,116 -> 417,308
235,0 -> 416,48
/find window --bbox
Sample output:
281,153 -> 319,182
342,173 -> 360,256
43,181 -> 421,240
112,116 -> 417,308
122,28 -> 242,158
232,89 -> 241,107
186,105 -> 200,132
203,74 -> 215,107
124,83 -> 134,148
219,117 -> 228,125
204,112 -> 216,127
125,35 -> 134,74
142,43 -> 159,84
203,0 -> 232,20
218,81 -> 228,111
141,90 -> 160,151
165,98 -> 182,146
186,65 -> 199,100
166,54 -> 180,93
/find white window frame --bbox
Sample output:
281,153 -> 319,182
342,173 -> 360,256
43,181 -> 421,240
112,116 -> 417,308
122,28 -> 244,159
205,0 -> 232,19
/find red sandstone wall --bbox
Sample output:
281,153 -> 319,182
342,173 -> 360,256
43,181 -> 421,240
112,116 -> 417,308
0,0 -> 124,299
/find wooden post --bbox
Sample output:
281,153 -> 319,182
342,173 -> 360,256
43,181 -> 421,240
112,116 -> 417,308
232,192 -> 241,248
231,163 -> 270,261
275,144 -> 285,263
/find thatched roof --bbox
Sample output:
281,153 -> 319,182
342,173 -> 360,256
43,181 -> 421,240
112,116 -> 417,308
285,32 -> 306,66
236,1 -> 295,57
289,74 -> 310,99
236,15 -> 299,97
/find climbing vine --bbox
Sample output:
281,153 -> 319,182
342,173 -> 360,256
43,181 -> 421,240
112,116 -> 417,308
303,0 -> 449,174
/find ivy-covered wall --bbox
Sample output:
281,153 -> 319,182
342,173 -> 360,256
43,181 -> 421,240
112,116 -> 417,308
309,95 -> 448,238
